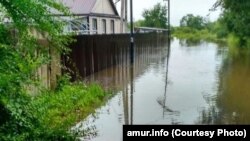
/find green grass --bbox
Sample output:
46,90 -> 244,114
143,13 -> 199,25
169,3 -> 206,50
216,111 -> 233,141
173,27 -> 250,49
1,67 -> 110,140
172,27 -> 226,43
31,82 -> 109,130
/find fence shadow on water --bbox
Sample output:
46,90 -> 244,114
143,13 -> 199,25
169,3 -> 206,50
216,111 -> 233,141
62,33 -> 169,80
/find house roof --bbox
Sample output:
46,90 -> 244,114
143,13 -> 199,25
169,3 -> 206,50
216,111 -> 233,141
59,0 -> 119,16
108,0 -> 119,16
60,0 -> 96,14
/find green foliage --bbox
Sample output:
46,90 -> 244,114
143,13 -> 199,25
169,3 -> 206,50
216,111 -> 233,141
212,19 -> 228,39
172,1 -> 250,47
31,82 -> 107,130
0,25 -> 11,44
140,3 -> 168,28
180,14 -> 206,30
215,0 -> 250,46
134,20 -> 145,27
0,0 -> 71,52
173,13 -> 229,44
1,52 -> 57,137
55,74 -> 71,91
0,0 -> 76,140
172,27 -> 218,43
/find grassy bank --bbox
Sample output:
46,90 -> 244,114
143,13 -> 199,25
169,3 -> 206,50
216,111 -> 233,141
1,75 -> 109,140
173,27 -> 250,48
172,27 -> 226,43
30,80 -> 110,138
31,81 -> 109,130
172,27 -> 250,58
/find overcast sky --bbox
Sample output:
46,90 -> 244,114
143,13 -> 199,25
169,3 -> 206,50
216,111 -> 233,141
116,0 -> 222,26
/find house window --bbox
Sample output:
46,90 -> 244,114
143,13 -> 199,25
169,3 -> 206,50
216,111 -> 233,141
92,18 -> 97,34
70,18 -> 88,34
80,18 -> 88,31
102,19 -> 106,34
71,21 -> 78,31
110,20 -> 115,34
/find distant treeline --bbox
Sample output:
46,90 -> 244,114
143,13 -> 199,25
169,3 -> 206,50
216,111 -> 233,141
173,0 -> 250,48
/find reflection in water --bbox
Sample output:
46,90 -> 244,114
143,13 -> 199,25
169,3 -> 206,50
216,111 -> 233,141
129,65 -> 134,125
197,49 -> 250,124
158,39 -> 180,120
73,37 -> 250,140
179,39 -> 202,47
74,34 -> 169,140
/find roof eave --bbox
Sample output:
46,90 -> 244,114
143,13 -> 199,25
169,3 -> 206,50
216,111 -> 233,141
109,0 -> 119,16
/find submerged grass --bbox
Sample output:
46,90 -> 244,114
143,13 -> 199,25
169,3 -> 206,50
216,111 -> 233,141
31,82 -> 109,130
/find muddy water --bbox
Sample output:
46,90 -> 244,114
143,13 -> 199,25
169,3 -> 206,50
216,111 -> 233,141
73,38 -> 250,141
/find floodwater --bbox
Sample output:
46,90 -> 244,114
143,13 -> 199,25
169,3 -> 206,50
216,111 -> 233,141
73,37 -> 250,141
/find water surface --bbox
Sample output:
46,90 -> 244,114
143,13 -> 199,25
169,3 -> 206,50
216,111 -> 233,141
74,38 -> 250,141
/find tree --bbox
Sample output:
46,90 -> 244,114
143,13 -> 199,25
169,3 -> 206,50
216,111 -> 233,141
0,0 -> 74,140
141,3 -> 168,29
214,0 -> 250,45
134,20 -> 145,27
180,14 -> 206,30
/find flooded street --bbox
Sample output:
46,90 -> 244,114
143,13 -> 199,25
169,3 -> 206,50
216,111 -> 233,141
73,37 -> 250,141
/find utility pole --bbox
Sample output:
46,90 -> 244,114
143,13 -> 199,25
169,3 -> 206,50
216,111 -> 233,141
130,0 -> 134,64
168,0 -> 170,38
125,0 -> 128,27
120,0 -> 125,33
163,0 -> 170,38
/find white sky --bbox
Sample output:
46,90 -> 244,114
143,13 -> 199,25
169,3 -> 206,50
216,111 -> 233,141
116,0 -> 222,26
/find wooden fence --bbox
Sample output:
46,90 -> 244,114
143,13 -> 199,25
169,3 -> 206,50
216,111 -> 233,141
62,33 -> 168,80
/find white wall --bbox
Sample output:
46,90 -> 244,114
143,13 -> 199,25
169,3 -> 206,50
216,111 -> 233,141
89,16 -> 122,34
63,16 -> 124,35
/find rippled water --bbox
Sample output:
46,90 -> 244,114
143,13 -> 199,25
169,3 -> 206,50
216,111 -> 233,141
73,38 -> 250,141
